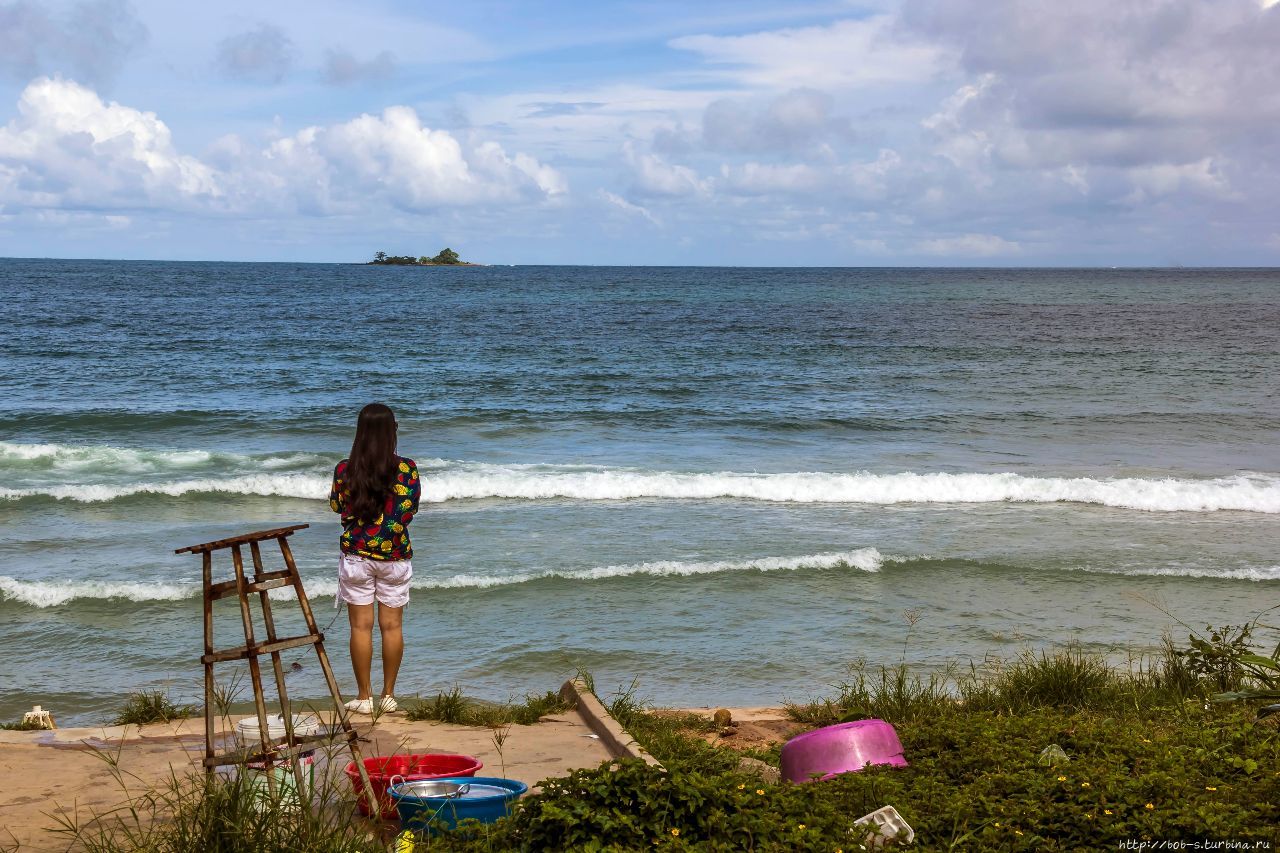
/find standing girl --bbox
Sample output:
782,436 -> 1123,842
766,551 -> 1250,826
329,403 -> 420,714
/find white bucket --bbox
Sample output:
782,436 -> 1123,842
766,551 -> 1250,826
233,714 -> 321,751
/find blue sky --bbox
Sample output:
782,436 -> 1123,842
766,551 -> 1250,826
1,0 -> 1278,265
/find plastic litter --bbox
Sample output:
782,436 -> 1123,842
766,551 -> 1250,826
22,705 -> 55,729
853,805 -> 914,847
1038,744 -> 1070,766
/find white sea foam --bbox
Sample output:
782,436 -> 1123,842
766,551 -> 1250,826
4,442 -> 1279,512
0,550 -> 887,607
0,577 -> 195,608
421,467 -> 1280,513
4,462 -> 1279,513
6,549 -> 1279,608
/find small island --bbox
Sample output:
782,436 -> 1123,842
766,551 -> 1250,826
368,248 -> 480,266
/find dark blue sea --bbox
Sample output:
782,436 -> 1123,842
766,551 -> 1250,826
2,260 -> 1278,724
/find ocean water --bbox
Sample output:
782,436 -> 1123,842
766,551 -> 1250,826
1,260 -> 1278,726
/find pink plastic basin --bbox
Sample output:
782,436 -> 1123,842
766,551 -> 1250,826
780,719 -> 907,783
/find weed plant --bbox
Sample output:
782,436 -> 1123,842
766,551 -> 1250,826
53,739 -> 380,852
404,686 -> 567,727
1,719 -> 46,731
113,690 -> 194,726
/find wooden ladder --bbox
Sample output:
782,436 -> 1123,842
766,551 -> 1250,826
176,524 -> 375,811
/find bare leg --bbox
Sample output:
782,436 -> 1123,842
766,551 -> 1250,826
378,604 -> 405,697
347,603 -> 375,700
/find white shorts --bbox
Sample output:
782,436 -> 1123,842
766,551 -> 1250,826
337,554 -> 413,608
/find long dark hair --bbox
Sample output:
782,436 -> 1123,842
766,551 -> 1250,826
346,403 -> 398,523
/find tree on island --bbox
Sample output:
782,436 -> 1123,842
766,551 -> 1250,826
370,248 -> 467,265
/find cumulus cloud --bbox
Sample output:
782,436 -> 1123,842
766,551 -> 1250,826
322,49 -> 396,85
0,77 -> 218,209
216,108 -> 567,213
0,0 -> 146,87
215,23 -> 294,84
702,88 -> 853,154
0,78 -> 564,217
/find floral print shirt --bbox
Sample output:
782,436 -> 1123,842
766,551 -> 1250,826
329,456 -> 421,561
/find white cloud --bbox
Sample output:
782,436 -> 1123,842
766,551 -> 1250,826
598,189 -> 660,226
1125,157 -> 1232,201
718,161 -> 822,195
671,17 -> 946,90
624,143 -> 709,198
916,233 -> 1021,257
0,77 -> 219,209
0,78 -> 564,217
906,0 -> 1280,171
700,87 -> 857,155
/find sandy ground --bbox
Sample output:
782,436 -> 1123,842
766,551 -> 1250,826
0,709 -> 614,852
666,706 -> 806,753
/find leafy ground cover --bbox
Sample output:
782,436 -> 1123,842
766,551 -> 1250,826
425,641 -> 1280,851
51,628 -> 1280,851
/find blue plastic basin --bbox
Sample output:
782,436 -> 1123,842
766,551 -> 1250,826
389,776 -> 528,831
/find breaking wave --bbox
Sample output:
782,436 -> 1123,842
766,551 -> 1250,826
0,549 -> 888,607
4,549 -> 1279,608
2,442 -> 1278,514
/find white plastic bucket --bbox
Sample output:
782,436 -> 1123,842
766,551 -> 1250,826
233,714 -> 320,751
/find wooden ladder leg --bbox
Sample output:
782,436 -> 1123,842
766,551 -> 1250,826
250,541 -> 309,801
277,535 -> 377,814
202,551 -> 216,777
231,544 -> 278,800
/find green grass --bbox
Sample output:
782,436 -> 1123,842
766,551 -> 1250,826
57,640 -> 1280,851
404,686 -> 568,727
112,690 -> 194,726
0,719 -> 45,731
54,743 -> 376,853
421,645 -> 1279,850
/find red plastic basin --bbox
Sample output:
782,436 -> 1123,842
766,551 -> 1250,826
345,753 -> 483,818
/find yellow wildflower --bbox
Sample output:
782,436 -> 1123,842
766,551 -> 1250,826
1205,786 -> 1217,791
1104,810 -> 1113,815
1145,803 -> 1154,810
1080,782 -> 1090,788
1015,830 -> 1023,836
797,824 -> 805,830
1057,776 -> 1067,781
737,783 -> 745,790
756,789 -> 765,795
670,828 -> 679,837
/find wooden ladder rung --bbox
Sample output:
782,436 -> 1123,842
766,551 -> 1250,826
204,729 -> 358,768
202,632 -> 323,664
207,570 -> 294,600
